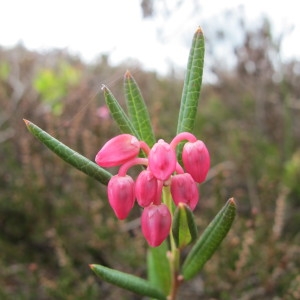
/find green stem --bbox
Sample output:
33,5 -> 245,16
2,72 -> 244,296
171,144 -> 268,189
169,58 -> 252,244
162,186 -> 182,300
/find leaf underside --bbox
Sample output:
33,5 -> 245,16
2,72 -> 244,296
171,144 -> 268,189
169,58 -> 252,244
182,198 -> 236,280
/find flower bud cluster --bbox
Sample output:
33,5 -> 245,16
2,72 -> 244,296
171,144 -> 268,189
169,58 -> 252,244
95,132 -> 210,247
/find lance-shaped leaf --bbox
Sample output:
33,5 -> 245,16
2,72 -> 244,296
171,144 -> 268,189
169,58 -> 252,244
147,241 -> 171,295
124,71 -> 155,147
177,27 -> 205,134
24,119 -> 112,185
182,198 -> 236,280
90,264 -> 167,300
102,85 -> 140,138
172,203 -> 198,249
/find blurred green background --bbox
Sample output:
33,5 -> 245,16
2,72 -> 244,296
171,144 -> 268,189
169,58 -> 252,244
1,18 -> 300,300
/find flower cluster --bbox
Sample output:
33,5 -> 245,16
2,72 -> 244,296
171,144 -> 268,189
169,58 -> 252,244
95,132 -> 210,247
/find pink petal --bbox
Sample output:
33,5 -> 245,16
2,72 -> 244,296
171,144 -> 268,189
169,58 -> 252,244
182,140 -> 210,183
171,173 -> 199,210
95,134 -> 140,167
141,204 -> 171,247
135,170 -> 158,207
107,175 -> 135,220
148,139 -> 176,181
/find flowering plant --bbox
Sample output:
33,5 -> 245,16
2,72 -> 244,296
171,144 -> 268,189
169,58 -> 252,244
24,27 -> 236,299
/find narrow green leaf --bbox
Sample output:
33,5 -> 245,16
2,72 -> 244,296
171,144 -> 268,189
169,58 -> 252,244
177,27 -> 205,134
102,85 -> 140,138
124,71 -> 156,147
24,119 -> 112,185
90,264 -> 167,300
172,203 -> 198,249
147,241 -> 171,295
182,198 -> 236,280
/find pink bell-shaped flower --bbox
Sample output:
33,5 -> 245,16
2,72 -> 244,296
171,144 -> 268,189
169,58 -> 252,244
170,173 -> 199,210
182,140 -> 210,183
135,170 -> 158,207
107,175 -> 135,220
95,134 -> 140,167
141,204 -> 171,247
148,139 -> 176,181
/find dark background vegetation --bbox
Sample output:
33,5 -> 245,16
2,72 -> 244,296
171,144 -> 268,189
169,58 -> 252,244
1,18 -> 300,299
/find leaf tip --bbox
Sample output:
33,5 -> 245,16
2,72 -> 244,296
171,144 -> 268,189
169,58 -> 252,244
228,197 -> 236,206
89,264 -> 95,270
23,119 -> 30,127
196,26 -> 203,35
178,202 -> 186,209
124,70 -> 131,78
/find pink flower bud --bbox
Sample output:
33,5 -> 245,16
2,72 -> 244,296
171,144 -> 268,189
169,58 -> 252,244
135,170 -> 158,207
107,175 -> 135,220
148,139 -> 176,181
95,134 -> 140,167
171,173 -> 199,210
141,204 -> 171,247
182,140 -> 210,183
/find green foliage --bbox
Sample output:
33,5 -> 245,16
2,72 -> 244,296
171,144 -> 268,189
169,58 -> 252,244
182,199 -> 236,280
33,62 -> 81,115
102,85 -> 140,138
124,71 -> 156,146
172,203 -> 198,249
91,264 -> 167,300
177,27 -> 205,134
24,119 -> 112,185
147,241 -> 171,295
283,149 -> 300,195
0,61 -> 9,80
